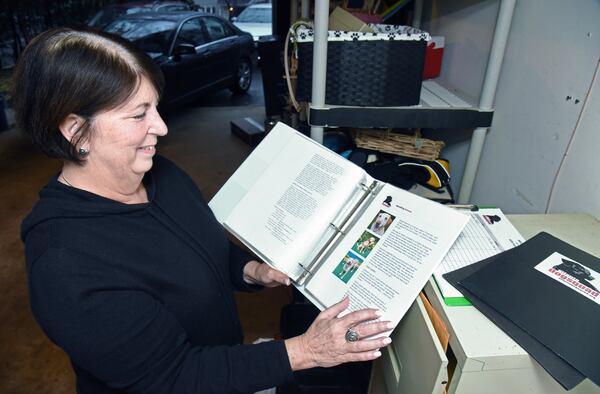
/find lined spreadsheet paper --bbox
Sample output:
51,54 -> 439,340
434,208 -> 525,300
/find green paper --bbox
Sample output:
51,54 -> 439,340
443,297 -> 472,306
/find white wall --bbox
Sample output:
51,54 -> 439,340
423,0 -> 600,217
547,62 -> 600,216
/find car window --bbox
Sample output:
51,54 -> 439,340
105,19 -> 176,55
159,5 -> 191,12
89,7 -> 127,28
174,18 -> 207,47
204,17 -> 233,42
125,7 -> 153,15
236,7 -> 271,23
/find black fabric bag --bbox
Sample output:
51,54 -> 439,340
348,149 -> 453,196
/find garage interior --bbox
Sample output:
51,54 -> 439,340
1,0 -> 599,393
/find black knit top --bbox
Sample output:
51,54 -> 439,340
21,155 -> 293,393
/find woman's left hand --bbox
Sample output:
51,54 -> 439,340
243,260 -> 291,287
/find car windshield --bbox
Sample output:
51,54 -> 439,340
89,6 -> 155,28
236,7 -> 271,23
89,8 -> 124,28
105,19 -> 176,55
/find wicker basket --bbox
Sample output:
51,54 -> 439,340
294,25 -> 430,107
353,129 -> 444,161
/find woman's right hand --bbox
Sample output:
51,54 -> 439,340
284,297 -> 393,370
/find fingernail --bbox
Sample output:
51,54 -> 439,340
386,322 -> 395,330
373,351 -> 382,358
383,337 -> 392,345
286,279 -> 291,286
375,310 -> 383,317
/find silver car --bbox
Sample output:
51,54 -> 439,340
233,4 -> 272,42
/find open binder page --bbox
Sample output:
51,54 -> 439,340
294,173 -> 377,285
304,183 -> 469,329
210,124 -> 296,224
222,124 -> 365,280
433,208 -> 524,301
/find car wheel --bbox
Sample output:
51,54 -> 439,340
230,58 -> 252,93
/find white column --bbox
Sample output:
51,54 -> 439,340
310,0 -> 329,143
412,0 -> 423,29
291,0 -> 298,23
458,0 -> 516,203
301,0 -> 310,18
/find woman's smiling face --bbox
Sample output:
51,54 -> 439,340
85,77 -> 168,178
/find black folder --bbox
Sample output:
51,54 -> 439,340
444,251 -> 585,390
450,232 -> 600,388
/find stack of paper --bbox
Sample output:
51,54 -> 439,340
433,208 -> 524,305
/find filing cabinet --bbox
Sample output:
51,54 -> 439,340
369,214 -> 600,394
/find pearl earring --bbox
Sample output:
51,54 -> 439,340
78,147 -> 89,157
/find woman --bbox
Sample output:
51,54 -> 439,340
14,27 -> 392,393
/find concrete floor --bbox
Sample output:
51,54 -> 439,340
0,72 -> 293,393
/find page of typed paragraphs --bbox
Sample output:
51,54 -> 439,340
305,183 -> 469,330
225,136 -> 365,281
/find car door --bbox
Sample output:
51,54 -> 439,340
202,17 -> 240,88
160,17 -> 210,104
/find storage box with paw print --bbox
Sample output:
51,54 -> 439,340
295,24 -> 430,107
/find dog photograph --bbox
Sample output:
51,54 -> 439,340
368,210 -> 395,237
332,251 -> 364,284
553,258 -> 598,291
351,231 -> 380,258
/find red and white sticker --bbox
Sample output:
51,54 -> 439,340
535,252 -> 600,304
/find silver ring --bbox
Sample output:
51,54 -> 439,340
345,328 -> 360,342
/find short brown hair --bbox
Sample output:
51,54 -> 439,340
12,27 -> 165,163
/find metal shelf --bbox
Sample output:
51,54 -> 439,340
308,80 -> 494,129
308,0 -> 516,203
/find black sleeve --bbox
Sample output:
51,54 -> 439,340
154,157 -> 264,293
228,241 -> 265,292
154,156 -> 264,293
29,248 -> 294,394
